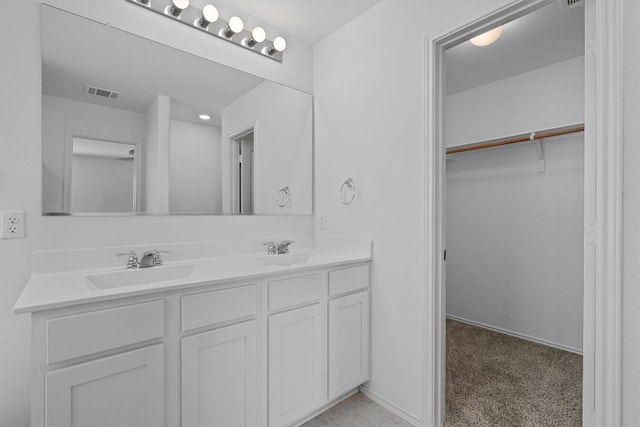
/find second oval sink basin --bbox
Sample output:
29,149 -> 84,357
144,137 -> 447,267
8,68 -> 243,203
254,252 -> 313,266
87,264 -> 197,290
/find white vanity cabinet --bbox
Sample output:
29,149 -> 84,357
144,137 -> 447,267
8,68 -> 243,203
45,344 -> 165,427
267,272 -> 325,427
181,284 -> 260,427
182,321 -> 259,427
32,300 -> 166,427
327,265 -> 370,400
27,261 -> 370,427
328,292 -> 369,399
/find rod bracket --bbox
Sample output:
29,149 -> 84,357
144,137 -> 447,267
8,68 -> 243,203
531,132 -> 545,173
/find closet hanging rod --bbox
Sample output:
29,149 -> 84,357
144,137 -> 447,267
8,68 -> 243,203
446,124 -> 585,155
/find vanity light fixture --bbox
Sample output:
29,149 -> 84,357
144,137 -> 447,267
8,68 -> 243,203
167,0 -> 189,17
197,4 -> 218,28
198,114 -> 211,120
245,27 -> 266,47
126,0 -> 286,62
470,26 -> 503,47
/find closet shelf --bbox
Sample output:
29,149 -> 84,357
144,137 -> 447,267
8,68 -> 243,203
446,124 -> 585,155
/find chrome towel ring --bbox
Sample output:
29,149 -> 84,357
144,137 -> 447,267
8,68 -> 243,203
339,178 -> 356,204
276,186 -> 291,207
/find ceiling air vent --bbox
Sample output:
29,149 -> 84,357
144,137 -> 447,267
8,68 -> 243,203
559,0 -> 584,13
85,85 -> 122,100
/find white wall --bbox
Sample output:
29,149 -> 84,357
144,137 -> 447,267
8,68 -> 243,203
71,155 -> 135,212
169,119 -> 222,213
445,55 -> 585,147
446,135 -> 584,351
622,0 -> 640,424
144,94 -> 171,212
41,95 -> 145,212
222,80 -> 313,214
0,2 -> 313,426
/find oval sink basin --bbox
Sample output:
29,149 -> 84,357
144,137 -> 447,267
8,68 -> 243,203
87,264 -> 197,290
254,252 -> 313,266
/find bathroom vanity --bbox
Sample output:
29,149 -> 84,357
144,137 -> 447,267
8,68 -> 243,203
14,239 -> 371,427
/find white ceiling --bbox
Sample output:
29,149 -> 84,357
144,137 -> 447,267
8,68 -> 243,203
446,2 -> 585,94
217,0 -> 385,44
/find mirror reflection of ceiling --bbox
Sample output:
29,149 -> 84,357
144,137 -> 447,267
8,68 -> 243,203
216,0 -> 385,44
41,6 -> 264,128
446,2 -> 585,95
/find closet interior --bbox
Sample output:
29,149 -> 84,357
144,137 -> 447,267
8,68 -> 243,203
443,3 -> 585,426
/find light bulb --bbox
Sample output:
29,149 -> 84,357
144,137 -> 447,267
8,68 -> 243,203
168,0 -> 189,17
252,27 -> 266,43
470,26 -> 503,47
198,114 -> 211,121
225,16 -> 244,37
246,26 -> 266,47
267,36 -> 286,55
199,4 -> 219,27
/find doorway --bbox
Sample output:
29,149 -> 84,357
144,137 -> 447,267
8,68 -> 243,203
62,130 -> 142,213
424,0 -> 624,426
230,128 -> 255,214
443,3 -> 584,425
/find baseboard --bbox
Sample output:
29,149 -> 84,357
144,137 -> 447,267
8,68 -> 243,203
359,386 -> 422,427
292,389 -> 359,427
446,314 -> 583,355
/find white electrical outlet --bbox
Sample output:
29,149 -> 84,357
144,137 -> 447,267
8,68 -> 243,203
319,214 -> 327,230
1,211 -> 26,239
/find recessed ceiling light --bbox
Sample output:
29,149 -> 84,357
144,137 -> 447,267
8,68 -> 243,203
470,26 -> 503,47
198,114 -> 211,120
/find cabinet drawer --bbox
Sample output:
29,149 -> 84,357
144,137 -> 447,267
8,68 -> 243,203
268,273 -> 322,312
328,264 -> 369,297
182,284 -> 257,332
47,300 -> 164,364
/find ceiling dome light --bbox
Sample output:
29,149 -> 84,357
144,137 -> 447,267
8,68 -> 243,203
223,16 -> 244,38
470,26 -> 503,47
198,114 -> 211,121
168,0 -> 189,17
198,4 -> 219,28
266,36 -> 286,55
246,26 -> 266,47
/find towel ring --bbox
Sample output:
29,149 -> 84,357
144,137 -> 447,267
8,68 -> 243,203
276,186 -> 291,207
339,178 -> 356,204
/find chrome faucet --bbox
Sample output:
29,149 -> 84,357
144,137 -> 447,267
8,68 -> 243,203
276,240 -> 294,254
139,249 -> 171,268
116,251 -> 139,269
263,241 -> 277,255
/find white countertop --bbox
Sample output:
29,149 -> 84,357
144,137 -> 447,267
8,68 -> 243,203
14,238 -> 371,314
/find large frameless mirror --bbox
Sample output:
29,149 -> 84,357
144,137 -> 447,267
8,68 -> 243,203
41,5 -> 313,216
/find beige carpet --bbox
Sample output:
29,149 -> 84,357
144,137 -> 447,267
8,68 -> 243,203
446,318 -> 582,427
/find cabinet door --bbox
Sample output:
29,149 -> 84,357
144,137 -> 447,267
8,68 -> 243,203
181,320 -> 258,427
269,304 -> 323,427
45,344 -> 164,427
329,291 -> 369,399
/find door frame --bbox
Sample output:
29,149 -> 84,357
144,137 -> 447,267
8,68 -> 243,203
62,129 -> 143,213
423,0 -> 623,425
227,124 -> 257,214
